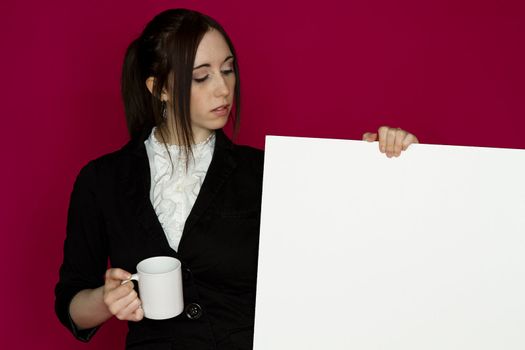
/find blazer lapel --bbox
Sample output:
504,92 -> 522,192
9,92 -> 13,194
179,129 -> 237,249
118,136 -> 176,253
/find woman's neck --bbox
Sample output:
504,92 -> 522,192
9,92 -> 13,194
155,125 -> 213,146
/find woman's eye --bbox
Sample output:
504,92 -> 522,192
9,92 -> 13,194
193,69 -> 233,83
193,75 -> 208,83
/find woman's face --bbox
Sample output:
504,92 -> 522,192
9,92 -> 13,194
190,29 -> 236,142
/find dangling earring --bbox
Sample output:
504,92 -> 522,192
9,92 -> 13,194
161,100 -> 167,120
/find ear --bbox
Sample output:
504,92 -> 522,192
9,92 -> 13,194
145,77 -> 169,101
145,77 -> 155,95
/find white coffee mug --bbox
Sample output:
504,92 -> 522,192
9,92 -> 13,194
129,256 -> 184,320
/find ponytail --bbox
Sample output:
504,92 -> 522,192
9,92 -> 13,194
121,39 -> 154,140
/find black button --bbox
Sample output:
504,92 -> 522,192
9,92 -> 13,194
185,303 -> 203,320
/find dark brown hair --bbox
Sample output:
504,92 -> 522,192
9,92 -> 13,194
121,8 -> 241,155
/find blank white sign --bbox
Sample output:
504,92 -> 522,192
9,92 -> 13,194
254,136 -> 525,350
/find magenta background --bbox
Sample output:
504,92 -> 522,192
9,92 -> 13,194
2,0 -> 524,348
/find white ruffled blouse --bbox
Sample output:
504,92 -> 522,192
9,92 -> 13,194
144,127 -> 215,251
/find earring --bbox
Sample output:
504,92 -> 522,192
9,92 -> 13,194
161,100 -> 167,120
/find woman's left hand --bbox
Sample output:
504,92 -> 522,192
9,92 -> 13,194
362,126 -> 419,158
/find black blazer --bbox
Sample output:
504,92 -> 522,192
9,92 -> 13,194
55,129 -> 264,350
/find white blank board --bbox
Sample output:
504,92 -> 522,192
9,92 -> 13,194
254,136 -> 525,350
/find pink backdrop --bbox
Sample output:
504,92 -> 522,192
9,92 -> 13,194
2,0 -> 524,348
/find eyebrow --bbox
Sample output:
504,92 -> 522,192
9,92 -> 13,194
193,55 -> 234,70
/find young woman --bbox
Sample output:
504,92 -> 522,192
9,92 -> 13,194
55,8 -> 419,350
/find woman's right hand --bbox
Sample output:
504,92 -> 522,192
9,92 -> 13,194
103,268 -> 144,322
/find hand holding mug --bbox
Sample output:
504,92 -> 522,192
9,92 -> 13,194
127,256 -> 184,320
103,268 -> 144,322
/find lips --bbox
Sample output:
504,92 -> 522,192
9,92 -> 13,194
211,104 -> 229,112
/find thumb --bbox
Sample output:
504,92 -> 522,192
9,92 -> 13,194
105,268 -> 133,287
362,132 -> 378,142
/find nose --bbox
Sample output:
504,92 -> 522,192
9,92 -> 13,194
214,74 -> 230,98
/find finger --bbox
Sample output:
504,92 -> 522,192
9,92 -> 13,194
106,268 -> 132,284
105,276 -> 135,299
104,282 -> 135,306
385,128 -> 397,158
402,133 -> 419,150
115,296 -> 142,321
377,126 -> 389,153
394,129 -> 406,157
130,305 -> 144,322
106,268 -> 132,281
362,132 -> 378,142
105,268 -> 132,288
108,289 -> 139,317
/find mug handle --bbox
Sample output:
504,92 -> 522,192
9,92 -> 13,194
121,273 -> 139,285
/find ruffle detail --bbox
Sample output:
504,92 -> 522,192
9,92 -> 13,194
144,127 -> 215,251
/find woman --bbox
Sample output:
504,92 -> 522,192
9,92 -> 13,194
55,8 -> 419,350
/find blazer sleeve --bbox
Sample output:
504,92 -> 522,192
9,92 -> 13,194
54,161 -> 109,342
